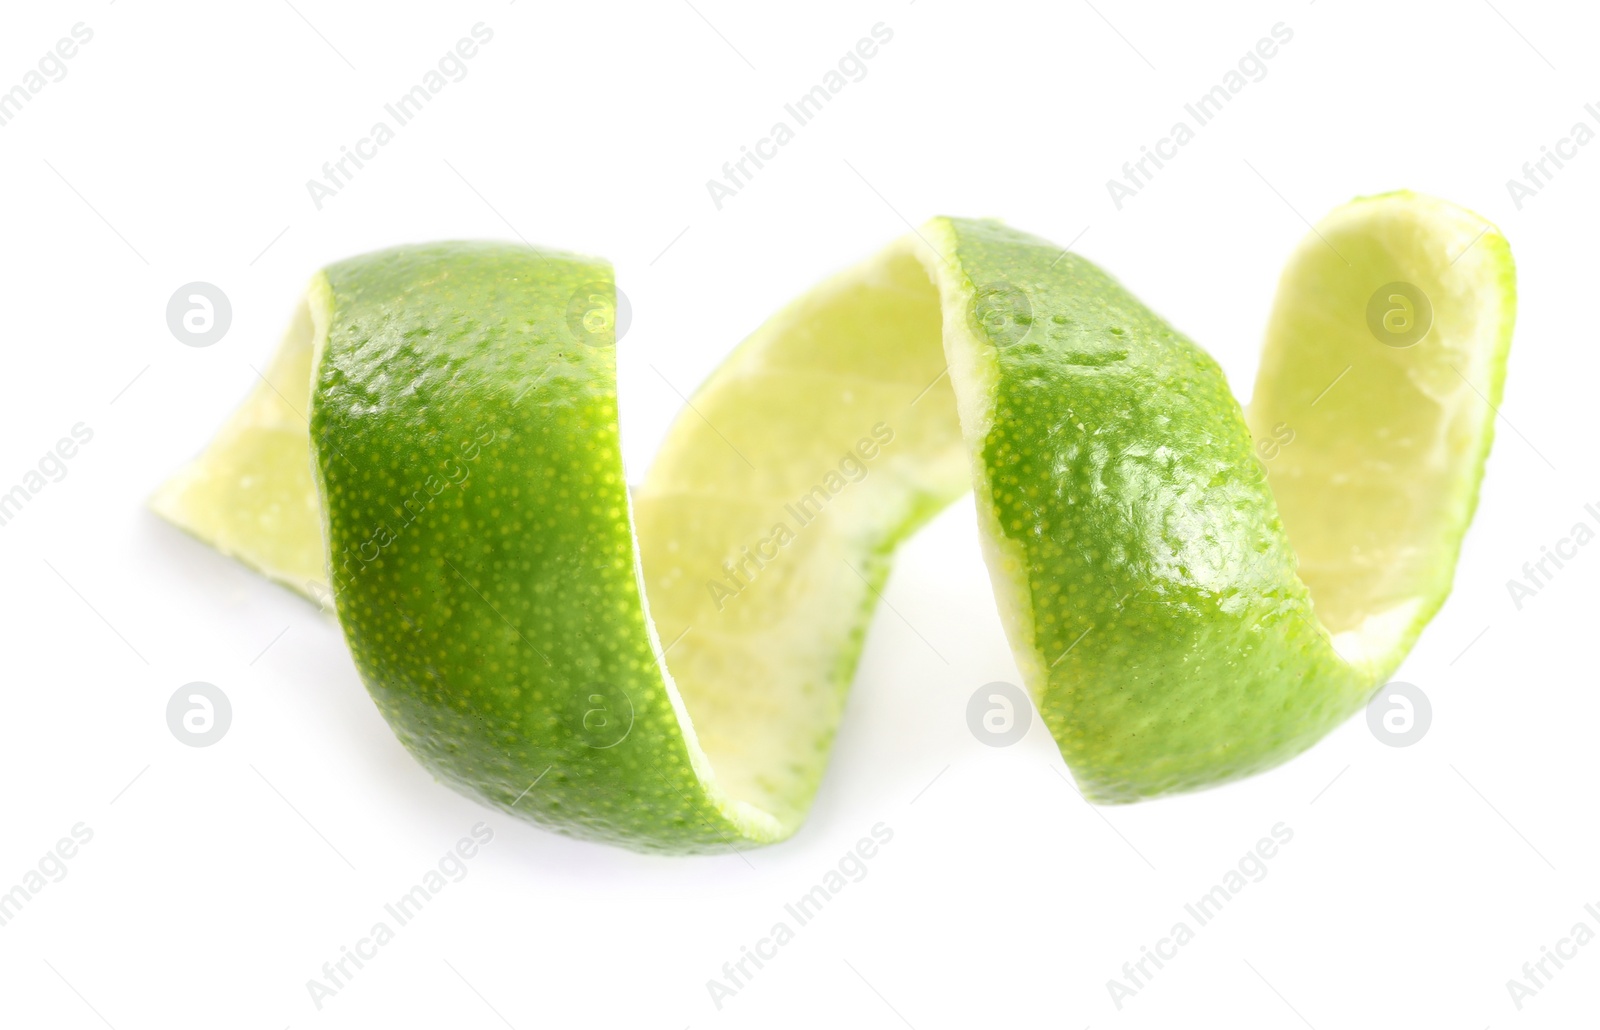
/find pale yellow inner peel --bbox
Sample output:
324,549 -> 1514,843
153,200 -> 1512,830
1247,194 -> 1512,677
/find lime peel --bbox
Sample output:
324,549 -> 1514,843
154,196 -> 1514,851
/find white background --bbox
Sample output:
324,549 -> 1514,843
0,1 -> 1593,1027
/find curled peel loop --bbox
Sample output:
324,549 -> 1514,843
154,196 -> 1515,853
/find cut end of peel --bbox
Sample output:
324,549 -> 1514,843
150,284 -> 333,604
1248,191 -> 1515,682
150,196 -> 1514,849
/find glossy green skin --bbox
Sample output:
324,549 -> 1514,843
953,222 -> 1367,801
312,244 -> 741,851
303,222 -> 1460,850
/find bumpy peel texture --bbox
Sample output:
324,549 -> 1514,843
152,195 -> 1514,853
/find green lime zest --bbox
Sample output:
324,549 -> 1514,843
154,195 -> 1515,851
